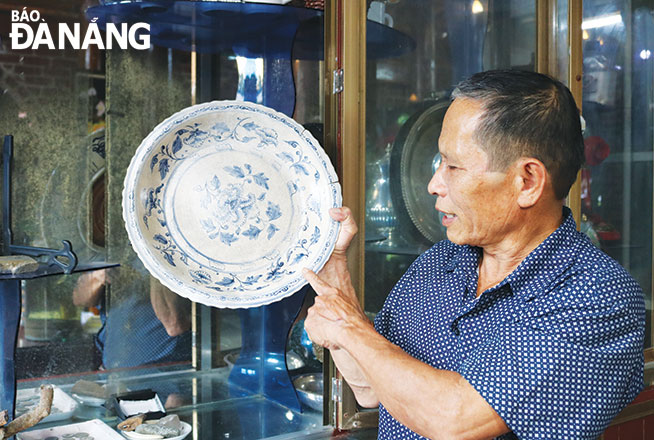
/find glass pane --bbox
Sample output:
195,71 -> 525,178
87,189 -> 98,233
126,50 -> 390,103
554,0 -> 570,84
581,0 -> 654,348
0,2 -> 107,378
364,0 -> 537,314
2,2 -> 327,434
103,46 -> 194,371
0,3 -> 195,378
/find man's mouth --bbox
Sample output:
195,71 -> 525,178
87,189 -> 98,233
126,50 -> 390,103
437,209 -> 457,225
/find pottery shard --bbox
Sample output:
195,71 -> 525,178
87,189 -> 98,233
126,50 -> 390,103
159,415 -> 182,431
135,424 -> 180,437
2,384 -> 53,439
135,415 -> 182,438
71,380 -> 106,399
0,255 -> 39,274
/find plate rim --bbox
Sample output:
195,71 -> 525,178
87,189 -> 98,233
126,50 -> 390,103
122,100 -> 341,309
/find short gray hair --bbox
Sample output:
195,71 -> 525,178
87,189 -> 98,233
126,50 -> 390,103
452,70 -> 584,200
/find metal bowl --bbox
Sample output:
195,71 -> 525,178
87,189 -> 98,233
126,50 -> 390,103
293,373 -> 323,411
286,351 -> 305,370
224,350 -> 305,371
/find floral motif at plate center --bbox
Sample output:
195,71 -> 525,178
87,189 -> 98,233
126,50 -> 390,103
165,151 -> 297,265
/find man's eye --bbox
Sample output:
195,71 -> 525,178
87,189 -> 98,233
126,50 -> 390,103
447,165 -> 458,170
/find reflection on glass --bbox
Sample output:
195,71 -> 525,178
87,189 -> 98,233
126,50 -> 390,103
3,3 -> 328,434
582,0 -> 654,348
235,56 -> 264,103
364,0 -> 537,314
0,0 -> 196,377
366,144 -> 398,245
555,0 -> 570,84
0,3 -> 111,379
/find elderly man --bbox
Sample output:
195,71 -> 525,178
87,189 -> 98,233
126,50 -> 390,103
302,70 -> 645,440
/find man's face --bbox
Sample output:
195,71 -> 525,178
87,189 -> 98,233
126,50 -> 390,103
427,98 -> 518,247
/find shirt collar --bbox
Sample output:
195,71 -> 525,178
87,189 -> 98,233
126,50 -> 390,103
505,207 -> 580,301
445,207 -> 580,301
444,244 -> 479,273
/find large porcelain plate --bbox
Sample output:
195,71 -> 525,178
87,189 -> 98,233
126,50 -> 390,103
123,101 -> 341,308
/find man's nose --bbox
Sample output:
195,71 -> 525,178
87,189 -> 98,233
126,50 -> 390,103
427,160 -> 446,196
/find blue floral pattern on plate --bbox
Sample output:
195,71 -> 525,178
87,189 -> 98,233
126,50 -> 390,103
194,164 -> 282,246
122,101 -> 341,308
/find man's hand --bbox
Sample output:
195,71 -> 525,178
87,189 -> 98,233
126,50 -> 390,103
311,207 -> 358,295
303,268 -> 373,350
302,206 -> 371,350
301,207 -> 379,405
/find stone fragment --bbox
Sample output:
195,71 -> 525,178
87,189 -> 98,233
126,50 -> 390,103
135,421 -> 180,438
71,380 -> 106,399
0,255 -> 39,274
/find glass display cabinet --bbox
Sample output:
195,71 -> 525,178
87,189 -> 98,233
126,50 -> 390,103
337,0 -> 654,434
1,0 -> 331,438
0,0 -> 653,438
363,0 -> 538,312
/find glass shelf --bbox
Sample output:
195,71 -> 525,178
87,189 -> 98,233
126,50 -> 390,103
0,261 -> 119,281
18,366 -> 329,440
87,1 -> 415,59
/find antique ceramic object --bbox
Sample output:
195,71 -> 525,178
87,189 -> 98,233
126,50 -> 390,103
15,386 -> 77,424
122,422 -> 191,440
123,101 -> 341,308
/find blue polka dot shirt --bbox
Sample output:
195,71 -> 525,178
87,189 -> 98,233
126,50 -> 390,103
374,207 -> 645,439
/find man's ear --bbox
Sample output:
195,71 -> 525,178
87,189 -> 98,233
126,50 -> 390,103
513,158 -> 548,208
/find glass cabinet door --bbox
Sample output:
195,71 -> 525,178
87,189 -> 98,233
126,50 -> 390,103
348,0 -> 654,430
1,3 -> 329,438
580,0 -> 654,351
327,0 -> 540,429
363,0 -> 538,316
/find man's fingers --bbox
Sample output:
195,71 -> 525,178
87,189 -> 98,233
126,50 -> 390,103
307,297 -> 340,321
303,268 -> 339,296
330,207 -> 358,255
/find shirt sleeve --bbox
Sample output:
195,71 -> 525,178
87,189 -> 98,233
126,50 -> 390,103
374,264 -> 414,339
458,288 -> 645,440
373,249 -> 427,340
